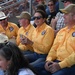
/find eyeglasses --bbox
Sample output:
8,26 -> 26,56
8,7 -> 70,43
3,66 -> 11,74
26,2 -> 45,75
0,18 -> 6,21
33,16 -> 43,20
48,4 -> 54,6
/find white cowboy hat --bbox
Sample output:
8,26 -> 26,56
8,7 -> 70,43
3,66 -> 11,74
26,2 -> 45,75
0,11 -> 7,20
0,33 -> 8,43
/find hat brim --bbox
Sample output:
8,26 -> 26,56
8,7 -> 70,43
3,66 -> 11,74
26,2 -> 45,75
16,16 -> 21,19
60,9 -> 68,14
0,16 -> 7,20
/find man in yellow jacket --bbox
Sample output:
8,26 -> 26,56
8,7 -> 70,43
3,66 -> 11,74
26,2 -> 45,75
16,11 -> 35,54
0,11 -> 19,41
36,4 -> 75,75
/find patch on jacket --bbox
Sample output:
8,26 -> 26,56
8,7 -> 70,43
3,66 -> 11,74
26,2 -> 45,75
72,32 -> 75,37
41,30 -> 46,35
9,26 -> 14,32
25,32 -> 28,35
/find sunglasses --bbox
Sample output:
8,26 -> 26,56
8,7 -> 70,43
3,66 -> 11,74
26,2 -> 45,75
0,18 -> 6,21
33,16 -> 43,20
48,4 -> 54,6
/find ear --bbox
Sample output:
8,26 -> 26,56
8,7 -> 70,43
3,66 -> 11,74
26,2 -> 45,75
43,18 -> 46,22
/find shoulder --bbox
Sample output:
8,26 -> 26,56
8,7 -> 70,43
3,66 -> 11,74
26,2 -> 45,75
46,24 -> 54,31
57,27 -> 67,35
8,22 -> 19,27
18,68 -> 35,75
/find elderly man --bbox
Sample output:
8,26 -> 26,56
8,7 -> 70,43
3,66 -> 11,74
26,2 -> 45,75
16,11 -> 35,54
44,4 -> 75,75
0,11 -> 19,41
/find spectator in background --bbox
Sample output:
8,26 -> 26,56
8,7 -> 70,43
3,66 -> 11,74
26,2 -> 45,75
18,0 -> 29,13
46,0 -> 59,16
36,4 -> 46,13
0,11 -> 19,43
16,11 -> 35,55
46,0 -> 57,25
0,42 -> 38,75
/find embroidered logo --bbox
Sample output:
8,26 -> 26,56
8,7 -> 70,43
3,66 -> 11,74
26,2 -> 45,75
41,30 -> 46,35
25,32 -> 28,36
72,32 -> 75,37
9,27 -> 14,32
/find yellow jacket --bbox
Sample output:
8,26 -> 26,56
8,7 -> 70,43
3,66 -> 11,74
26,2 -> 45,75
32,23 -> 54,54
0,22 -> 19,39
46,25 -> 75,68
16,24 -> 35,51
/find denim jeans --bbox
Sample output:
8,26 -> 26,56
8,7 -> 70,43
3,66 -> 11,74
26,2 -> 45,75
26,52 -> 47,63
33,60 -> 75,75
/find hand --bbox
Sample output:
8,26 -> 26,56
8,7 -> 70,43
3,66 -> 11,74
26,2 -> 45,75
20,35 -> 33,45
51,17 -> 58,29
45,61 -> 53,71
48,62 -> 61,73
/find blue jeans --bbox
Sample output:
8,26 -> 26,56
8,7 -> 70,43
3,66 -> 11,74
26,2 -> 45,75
52,65 -> 75,75
22,50 -> 34,55
30,58 -> 45,66
26,52 -> 47,68
26,52 -> 47,63
33,60 -> 75,75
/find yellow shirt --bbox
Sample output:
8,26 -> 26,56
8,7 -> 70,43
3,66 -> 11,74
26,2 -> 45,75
0,22 -> 19,39
32,23 -> 54,54
16,24 -> 35,51
46,25 -> 75,68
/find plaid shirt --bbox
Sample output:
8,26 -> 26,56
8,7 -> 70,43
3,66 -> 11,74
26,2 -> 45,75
56,12 -> 65,30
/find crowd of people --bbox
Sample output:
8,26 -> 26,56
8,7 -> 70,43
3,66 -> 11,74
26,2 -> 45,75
0,0 -> 75,75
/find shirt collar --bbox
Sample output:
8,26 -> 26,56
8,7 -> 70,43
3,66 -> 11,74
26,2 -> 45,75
36,23 -> 46,32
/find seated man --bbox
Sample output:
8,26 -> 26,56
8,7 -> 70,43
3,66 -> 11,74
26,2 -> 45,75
0,11 -> 19,43
16,11 -> 35,54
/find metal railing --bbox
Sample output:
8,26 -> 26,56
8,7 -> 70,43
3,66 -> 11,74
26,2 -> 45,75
0,0 -> 24,11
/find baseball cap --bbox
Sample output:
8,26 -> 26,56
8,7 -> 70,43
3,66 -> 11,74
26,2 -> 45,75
16,11 -> 31,20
